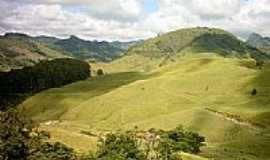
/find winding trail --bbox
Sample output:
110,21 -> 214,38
204,108 -> 265,130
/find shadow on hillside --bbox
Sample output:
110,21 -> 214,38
190,33 -> 247,57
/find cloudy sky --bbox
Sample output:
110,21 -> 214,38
0,0 -> 270,41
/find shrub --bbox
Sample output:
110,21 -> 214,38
251,88 -> 257,96
96,69 -> 104,76
33,142 -> 77,160
0,109 -> 77,160
96,132 -> 146,160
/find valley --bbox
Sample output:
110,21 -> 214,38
2,27 -> 270,160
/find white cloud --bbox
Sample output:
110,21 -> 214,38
0,0 -> 270,40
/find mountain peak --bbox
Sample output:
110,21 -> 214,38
69,35 -> 81,40
127,27 -> 269,62
4,32 -> 31,39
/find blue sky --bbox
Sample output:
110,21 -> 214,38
143,0 -> 159,14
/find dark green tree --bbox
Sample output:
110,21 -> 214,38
0,109 -> 40,160
96,132 -> 146,160
0,109 -> 77,160
96,69 -> 104,76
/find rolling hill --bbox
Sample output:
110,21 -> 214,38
0,33 -> 67,71
103,27 -> 269,72
17,27 -> 270,160
19,55 -> 270,160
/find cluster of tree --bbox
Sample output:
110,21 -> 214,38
0,58 -> 90,110
0,109 -> 205,160
82,126 -> 205,160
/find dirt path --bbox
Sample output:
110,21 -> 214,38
204,108 -> 265,130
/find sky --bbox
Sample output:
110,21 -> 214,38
0,0 -> 270,41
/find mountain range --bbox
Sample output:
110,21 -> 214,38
2,28 -> 270,73
0,33 -> 139,71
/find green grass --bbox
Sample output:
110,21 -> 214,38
19,55 -> 270,159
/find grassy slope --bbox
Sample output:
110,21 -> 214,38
19,55 -> 270,159
99,27 -> 268,73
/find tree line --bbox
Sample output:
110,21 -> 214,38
0,58 -> 90,110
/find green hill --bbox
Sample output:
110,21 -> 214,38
103,27 -> 269,72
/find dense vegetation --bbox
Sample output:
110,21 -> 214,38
0,109 -> 78,160
0,58 -> 90,110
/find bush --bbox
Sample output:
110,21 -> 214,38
96,69 -> 104,76
150,125 -> 205,160
0,109 -> 77,160
96,132 -> 146,160
82,126 -> 205,160
251,88 -> 257,96
33,142 -> 77,160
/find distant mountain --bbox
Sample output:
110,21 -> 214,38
247,33 -> 270,55
110,40 -> 143,50
0,32 -> 139,70
34,35 -> 60,44
0,33 -> 67,71
51,35 -> 125,61
34,35 -> 139,61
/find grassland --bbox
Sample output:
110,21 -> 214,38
18,53 -> 270,160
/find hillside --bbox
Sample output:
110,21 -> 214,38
247,33 -> 270,55
0,33 -> 67,71
19,54 -> 270,160
103,27 -> 269,72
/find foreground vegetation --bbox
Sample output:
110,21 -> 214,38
0,109 -> 205,160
